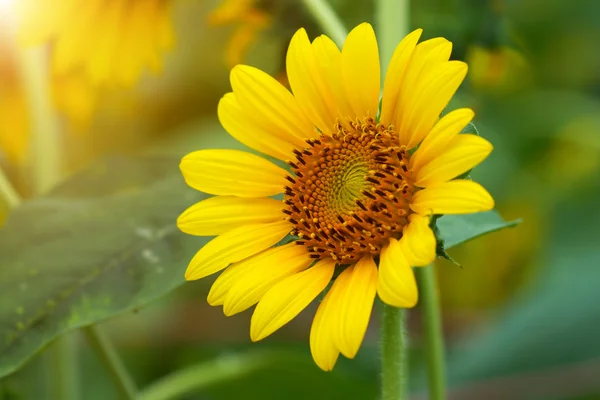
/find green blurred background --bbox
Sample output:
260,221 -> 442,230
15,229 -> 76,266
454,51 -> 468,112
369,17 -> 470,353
1,0 -> 599,399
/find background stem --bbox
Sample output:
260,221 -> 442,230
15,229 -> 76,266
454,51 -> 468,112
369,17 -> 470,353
0,168 -> 21,208
83,326 -> 138,400
44,334 -> 79,400
377,0 -> 410,75
16,46 -> 62,194
381,305 -> 407,400
138,351 -> 276,400
301,0 -> 348,47
16,43 -> 75,398
416,265 -> 446,400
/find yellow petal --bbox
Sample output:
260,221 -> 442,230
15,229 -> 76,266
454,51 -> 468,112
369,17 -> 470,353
218,93 -> 306,160
230,65 -> 315,143
377,238 -> 418,307
309,275 -> 344,371
379,29 -> 422,125
52,0 -> 103,76
341,23 -> 380,119
250,258 -> 335,341
411,108 -> 475,170
16,0 -> 76,45
312,35 -> 354,120
157,1 -> 175,50
208,0 -> 256,25
401,61 -> 468,148
87,0 -> 126,84
177,196 -> 284,236
410,180 -> 495,215
224,22 -> 266,69
207,257 -> 258,307
400,215 -> 436,266
332,256 -> 378,358
180,149 -> 287,198
287,29 -> 337,134
184,220 -> 291,281
392,37 -> 452,138
223,243 -> 312,316
415,134 -> 493,187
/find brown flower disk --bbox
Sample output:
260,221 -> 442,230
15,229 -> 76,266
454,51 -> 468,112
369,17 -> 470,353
283,118 -> 415,263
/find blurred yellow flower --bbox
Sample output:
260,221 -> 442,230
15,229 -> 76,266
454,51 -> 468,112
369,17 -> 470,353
51,73 -> 98,132
0,84 -> 29,165
178,23 -> 494,370
16,0 -> 175,86
209,0 -> 271,67
0,35 -> 29,166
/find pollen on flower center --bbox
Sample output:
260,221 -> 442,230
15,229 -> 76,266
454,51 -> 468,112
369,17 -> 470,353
283,118 -> 416,263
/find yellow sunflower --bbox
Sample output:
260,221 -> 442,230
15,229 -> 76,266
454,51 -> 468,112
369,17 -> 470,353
16,0 -> 175,86
178,23 -> 494,371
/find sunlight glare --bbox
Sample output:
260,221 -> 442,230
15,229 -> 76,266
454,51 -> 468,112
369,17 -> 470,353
0,0 -> 16,18
0,0 -> 17,32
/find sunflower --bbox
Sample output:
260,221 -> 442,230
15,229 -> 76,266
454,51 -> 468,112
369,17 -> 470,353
16,0 -> 175,86
178,23 -> 494,371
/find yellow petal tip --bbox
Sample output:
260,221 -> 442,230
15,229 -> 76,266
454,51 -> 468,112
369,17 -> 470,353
250,328 -> 265,342
184,269 -> 198,281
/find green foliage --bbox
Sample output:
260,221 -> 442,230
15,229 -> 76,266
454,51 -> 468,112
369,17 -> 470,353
448,185 -> 600,388
437,211 -> 520,250
0,156 -> 206,378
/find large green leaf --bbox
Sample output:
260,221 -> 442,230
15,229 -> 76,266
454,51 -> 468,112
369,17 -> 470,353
0,155 -> 206,378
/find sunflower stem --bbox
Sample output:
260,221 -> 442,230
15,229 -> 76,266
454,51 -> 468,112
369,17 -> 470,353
83,326 -> 138,400
381,305 -> 407,400
378,1 -> 411,399
301,0 -> 347,47
415,265 -> 446,400
376,0 -> 410,75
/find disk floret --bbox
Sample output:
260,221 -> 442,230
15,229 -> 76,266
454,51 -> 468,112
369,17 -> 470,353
283,118 -> 415,263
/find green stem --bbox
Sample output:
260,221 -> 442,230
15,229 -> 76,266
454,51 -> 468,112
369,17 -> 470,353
376,0 -> 410,75
416,266 -> 446,400
301,0 -> 347,47
0,168 -> 21,209
16,43 -> 73,398
83,326 -> 137,400
138,351 -> 276,400
377,1 -> 412,399
45,334 -> 79,400
16,46 -> 62,194
381,305 -> 407,400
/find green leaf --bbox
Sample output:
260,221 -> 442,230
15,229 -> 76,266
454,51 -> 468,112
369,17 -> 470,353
0,155 -> 206,378
437,210 -> 521,250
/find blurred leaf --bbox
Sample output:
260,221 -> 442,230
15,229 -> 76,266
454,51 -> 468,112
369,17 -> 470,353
138,346 -> 377,400
437,210 -> 521,250
0,155 -> 206,378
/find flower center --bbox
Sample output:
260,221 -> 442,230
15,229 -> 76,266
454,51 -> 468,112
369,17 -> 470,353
283,118 -> 415,263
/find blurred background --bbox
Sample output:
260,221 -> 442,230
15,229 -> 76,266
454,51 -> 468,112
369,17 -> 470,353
1,0 -> 599,399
